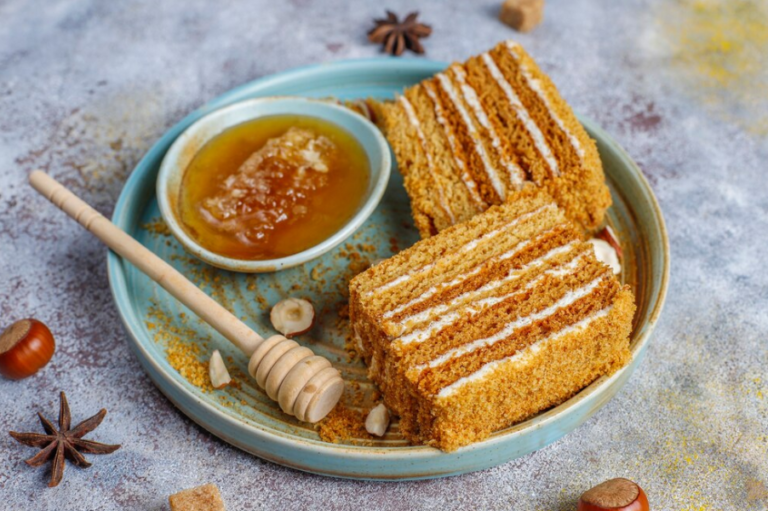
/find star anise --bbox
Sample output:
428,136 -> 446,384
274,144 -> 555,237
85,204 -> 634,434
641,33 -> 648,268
368,11 -> 432,56
9,392 -> 121,487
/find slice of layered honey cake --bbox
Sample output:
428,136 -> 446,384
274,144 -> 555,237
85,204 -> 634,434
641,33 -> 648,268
380,40 -> 610,238
349,188 -> 634,451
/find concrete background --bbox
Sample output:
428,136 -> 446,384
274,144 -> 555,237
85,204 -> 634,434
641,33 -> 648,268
1,0 -> 767,509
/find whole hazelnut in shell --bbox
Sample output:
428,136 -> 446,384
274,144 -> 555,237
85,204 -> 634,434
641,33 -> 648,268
578,478 -> 650,511
0,319 -> 56,380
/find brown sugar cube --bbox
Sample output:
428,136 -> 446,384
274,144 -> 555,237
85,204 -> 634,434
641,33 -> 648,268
169,484 -> 226,511
499,0 -> 544,32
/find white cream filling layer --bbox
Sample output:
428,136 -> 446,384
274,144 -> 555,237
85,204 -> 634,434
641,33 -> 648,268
481,52 -> 560,177
451,65 -> 527,189
381,225 -> 564,322
589,238 -> 621,275
368,204 -> 555,297
381,252 -> 495,321
412,274 -> 606,371
385,237 -> 580,334
436,305 -> 613,399
545,251 -> 587,277
505,40 -> 585,161
437,72 -> 507,201
398,95 -> 456,224
394,243 -> 587,347
424,82 -> 487,209
389,243 -> 581,344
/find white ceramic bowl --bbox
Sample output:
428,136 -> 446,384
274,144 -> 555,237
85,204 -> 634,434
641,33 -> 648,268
156,97 -> 391,273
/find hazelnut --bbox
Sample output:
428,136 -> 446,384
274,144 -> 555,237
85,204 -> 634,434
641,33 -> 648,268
578,478 -> 650,511
208,350 -> 231,390
0,319 -> 55,380
365,403 -> 390,437
270,298 -> 315,337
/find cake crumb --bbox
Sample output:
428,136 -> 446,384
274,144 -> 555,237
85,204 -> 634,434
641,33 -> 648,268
146,301 -> 212,393
389,237 -> 400,254
337,302 -> 360,362
315,403 -> 372,444
165,336 -> 211,392
143,217 -> 172,237
169,483 -> 226,511
311,264 -> 330,281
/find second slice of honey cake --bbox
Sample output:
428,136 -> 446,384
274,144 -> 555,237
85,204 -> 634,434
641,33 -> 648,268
349,188 -> 635,451
380,40 -> 610,238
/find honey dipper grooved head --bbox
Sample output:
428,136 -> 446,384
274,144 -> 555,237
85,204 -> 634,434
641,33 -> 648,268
255,338 -> 298,387
304,374 -> 345,423
247,335 -> 343,422
265,346 -> 314,400
293,366 -> 342,422
248,335 -> 286,378
277,356 -> 331,414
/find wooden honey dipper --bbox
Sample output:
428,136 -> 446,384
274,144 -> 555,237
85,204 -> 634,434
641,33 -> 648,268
29,170 -> 344,423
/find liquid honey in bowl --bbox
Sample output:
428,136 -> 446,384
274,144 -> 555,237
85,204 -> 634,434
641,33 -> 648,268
178,114 -> 370,260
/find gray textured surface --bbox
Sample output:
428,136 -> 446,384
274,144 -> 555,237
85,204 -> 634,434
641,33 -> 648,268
1,0 -> 767,509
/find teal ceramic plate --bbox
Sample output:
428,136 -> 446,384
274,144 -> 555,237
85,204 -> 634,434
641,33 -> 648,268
108,59 -> 669,480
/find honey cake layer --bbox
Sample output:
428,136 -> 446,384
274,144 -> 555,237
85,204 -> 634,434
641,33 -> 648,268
380,39 -> 610,238
349,189 -> 635,450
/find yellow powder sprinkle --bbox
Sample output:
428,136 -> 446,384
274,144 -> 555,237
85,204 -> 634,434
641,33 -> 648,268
146,301 -> 213,393
654,0 -> 768,134
167,340 -> 210,391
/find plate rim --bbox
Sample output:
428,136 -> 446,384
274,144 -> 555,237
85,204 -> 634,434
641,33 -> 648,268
107,57 -> 669,479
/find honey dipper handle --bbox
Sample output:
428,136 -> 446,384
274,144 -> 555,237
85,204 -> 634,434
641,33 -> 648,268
28,170 -> 264,356
30,170 -> 345,423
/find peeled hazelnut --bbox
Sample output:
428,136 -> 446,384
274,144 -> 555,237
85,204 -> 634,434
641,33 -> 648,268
578,478 -> 649,511
589,238 -> 621,275
270,298 -> 315,337
365,403 -> 390,437
0,319 -> 55,380
209,350 -> 231,390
